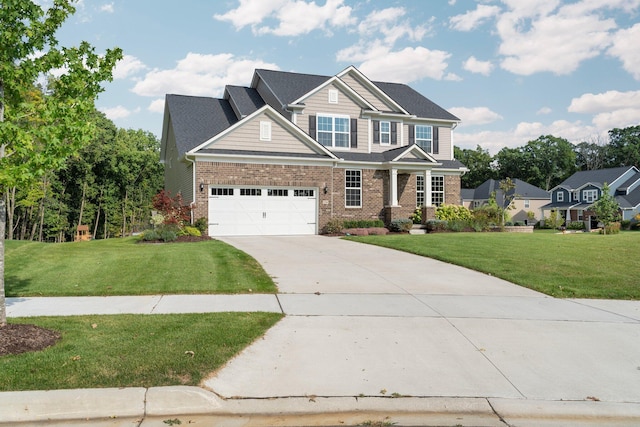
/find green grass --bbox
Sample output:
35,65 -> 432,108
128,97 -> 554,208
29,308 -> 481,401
5,237 -> 277,296
346,231 -> 640,299
1,313 -> 282,391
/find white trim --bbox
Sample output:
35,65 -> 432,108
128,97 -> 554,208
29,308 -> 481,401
380,120 -> 391,146
259,121 -> 271,141
328,89 -> 338,104
317,113 -> 351,149
345,169 -> 362,208
291,76 -> 377,111
336,66 -> 410,115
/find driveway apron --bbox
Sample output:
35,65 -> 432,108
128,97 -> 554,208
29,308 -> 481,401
204,236 -> 640,404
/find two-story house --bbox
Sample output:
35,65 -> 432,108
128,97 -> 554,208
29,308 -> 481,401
462,179 -> 550,225
160,66 -> 467,236
542,166 -> 640,229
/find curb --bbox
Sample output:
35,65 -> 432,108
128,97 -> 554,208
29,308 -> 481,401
3,386 -> 640,426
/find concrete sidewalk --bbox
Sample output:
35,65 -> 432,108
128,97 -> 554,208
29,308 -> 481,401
3,235 -> 640,426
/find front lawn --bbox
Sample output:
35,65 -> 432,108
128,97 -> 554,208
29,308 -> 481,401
5,237 -> 277,296
346,231 -> 640,299
1,313 -> 282,391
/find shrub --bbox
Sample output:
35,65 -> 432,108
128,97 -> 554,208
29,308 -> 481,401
600,222 -> 621,235
159,229 -> 178,242
141,229 -> 160,241
342,219 -> 385,229
183,226 -> 201,237
322,218 -> 343,234
389,218 -> 413,232
505,221 -> 514,226
425,219 -> 448,233
436,204 -> 472,221
152,190 -> 193,227
567,221 -> 586,230
621,220 -> 631,230
194,217 -> 208,235
514,221 -> 526,226
447,219 -> 469,232
410,207 -> 422,224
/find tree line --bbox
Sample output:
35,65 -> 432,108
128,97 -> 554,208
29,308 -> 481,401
4,109 -> 163,242
455,125 -> 640,190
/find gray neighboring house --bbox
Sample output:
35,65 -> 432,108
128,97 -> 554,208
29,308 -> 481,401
541,166 -> 640,229
462,179 -> 550,224
160,66 -> 468,236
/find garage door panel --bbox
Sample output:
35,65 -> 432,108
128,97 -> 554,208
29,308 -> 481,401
208,187 -> 317,236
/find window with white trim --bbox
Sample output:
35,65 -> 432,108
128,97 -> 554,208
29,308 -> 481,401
317,114 -> 350,148
572,192 -> 578,201
432,175 -> 444,206
416,175 -> 425,207
345,170 -> 361,207
557,191 -> 564,202
415,125 -> 433,153
380,121 -> 391,145
524,199 -> 530,209
260,121 -> 271,141
583,189 -> 598,203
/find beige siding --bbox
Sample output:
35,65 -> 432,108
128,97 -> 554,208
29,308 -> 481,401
298,83 -> 371,154
163,121 -> 193,203
204,111 -> 317,155
433,126 -> 452,161
339,74 -> 397,112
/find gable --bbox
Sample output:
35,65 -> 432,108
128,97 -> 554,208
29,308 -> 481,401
338,71 -> 404,113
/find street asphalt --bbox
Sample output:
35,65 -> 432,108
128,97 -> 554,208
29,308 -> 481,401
2,235 -> 640,426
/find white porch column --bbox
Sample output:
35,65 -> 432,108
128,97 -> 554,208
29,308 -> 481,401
424,169 -> 432,207
390,168 -> 399,207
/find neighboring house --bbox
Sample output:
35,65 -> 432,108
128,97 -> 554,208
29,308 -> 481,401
160,66 -> 467,236
541,166 -> 640,229
462,179 -> 550,224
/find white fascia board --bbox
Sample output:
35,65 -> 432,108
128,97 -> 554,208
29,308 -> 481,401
362,110 -> 415,120
575,182 -> 603,192
391,145 -> 438,163
410,117 -> 461,125
337,66 -> 409,115
187,152 -> 337,167
188,104 -> 338,160
291,76 -> 377,111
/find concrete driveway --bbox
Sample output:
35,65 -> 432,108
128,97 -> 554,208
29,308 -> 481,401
205,236 -> 640,410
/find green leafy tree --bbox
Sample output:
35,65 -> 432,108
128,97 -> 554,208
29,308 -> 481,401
499,177 -> 518,226
454,145 -> 496,188
607,126 -> 640,168
591,183 -> 620,235
0,0 -> 122,326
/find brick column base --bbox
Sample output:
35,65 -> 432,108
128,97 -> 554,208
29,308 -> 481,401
422,206 -> 436,223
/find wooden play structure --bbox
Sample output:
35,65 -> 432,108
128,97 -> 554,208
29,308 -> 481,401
74,225 -> 91,242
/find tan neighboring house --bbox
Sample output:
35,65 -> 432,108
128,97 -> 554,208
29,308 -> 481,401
160,66 -> 467,236
462,179 -> 550,224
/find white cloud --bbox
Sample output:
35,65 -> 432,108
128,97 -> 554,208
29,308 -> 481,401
449,4 -> 501,31
608,23 -> 640,80
462,56 -> 494,75
214,0 -> 355,36
113,55 -> 147,80
100,2 -> 114,13
356,7 -> 430,45
448,107 -> 503,125
148,98 -> 165,113
568,90 -> 640,114
131,53 -> 279,98
355,47 -> 452,83
101,105 -> 140,120
537,107 -> 552,115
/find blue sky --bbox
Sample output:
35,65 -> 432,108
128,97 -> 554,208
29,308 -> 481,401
53,0 -> 640,154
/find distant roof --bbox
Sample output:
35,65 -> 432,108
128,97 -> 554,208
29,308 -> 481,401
165,94 -> 237,156
557,166 -> 636,189
469,179 -> 549,202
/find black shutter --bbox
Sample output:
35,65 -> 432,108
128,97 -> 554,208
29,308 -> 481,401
409,125 -> 415,145
391,122 -> 397,145
351,118 -> 358,148
309,115 -> 316,139
433,126 -> 439,154
373,120 -> 380,144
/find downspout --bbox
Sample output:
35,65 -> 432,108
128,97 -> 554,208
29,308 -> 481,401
185,154 -> 197,224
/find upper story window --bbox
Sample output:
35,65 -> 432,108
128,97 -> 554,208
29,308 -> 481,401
572,192 -> 578,201
557,191 -> 564,202
415,125 -> 433,153
524,199 -> 530,209
317,114 -> 350,148
583,189 -> 598,203
380,121 -> 391,145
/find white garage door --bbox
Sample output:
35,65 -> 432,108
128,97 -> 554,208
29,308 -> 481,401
208,186 -> 317,236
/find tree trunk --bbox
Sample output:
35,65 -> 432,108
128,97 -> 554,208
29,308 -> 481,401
0,197 -> 6,327
93,187 -> 103,239
6,187 -> 15,240
37,176 -> 47,242
121,189 -> 128,237
78,181 -> 87,228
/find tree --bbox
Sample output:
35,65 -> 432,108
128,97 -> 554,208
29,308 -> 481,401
499,177 -> 518,226
523,135 -> 576,191
591,183 -> 620,235
607,126 -> 640,169
454,145 -> 496,188
574,136 -> 608,171
0,0 -> 122,326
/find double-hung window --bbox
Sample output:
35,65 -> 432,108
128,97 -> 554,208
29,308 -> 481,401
317,114 -> 350,148
583,189 -> 598,203
380,121 -> 391,145
431,175 -> 444,206
345,170 -> 361,207
415,125 -> 432,153
416,175 -> 425,207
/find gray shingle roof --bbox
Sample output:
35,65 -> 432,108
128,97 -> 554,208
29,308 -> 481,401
557,166 -> 635,189
467,179 -> 549,208
224,86 -> 265,117
373,81 -> 460,121
166,94 -> 237,156
254,69 -> 330,107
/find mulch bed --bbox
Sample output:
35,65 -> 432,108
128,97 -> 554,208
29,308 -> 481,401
0,324 -> 61,356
